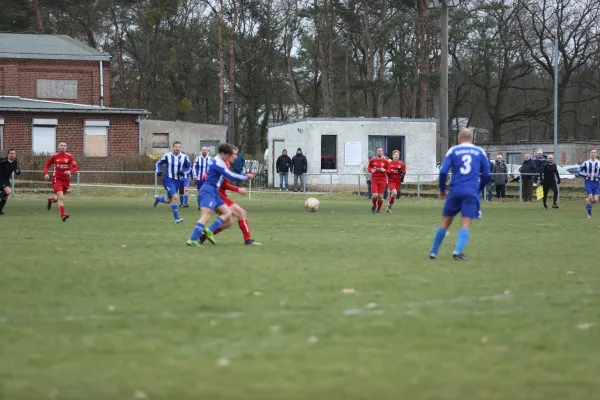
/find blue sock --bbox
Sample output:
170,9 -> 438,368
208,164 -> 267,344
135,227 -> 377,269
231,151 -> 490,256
157,196 -> 167,203
430,227 -> 447,255
190,222 -> 204,241
171,203 -> 180,220
184,194 -> 188,205
454,228 -> 470,255
209,217 -> 224,233
197,195 -> 202,208
587,203 -> 592,216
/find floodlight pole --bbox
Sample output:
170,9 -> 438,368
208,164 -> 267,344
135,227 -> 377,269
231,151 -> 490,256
553,38 -> 558,162
440,1 -> 449,157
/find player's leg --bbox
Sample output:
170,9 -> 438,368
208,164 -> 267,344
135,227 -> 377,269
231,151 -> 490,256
430,214 -> 454,259
157,180 -> 182,222
0,186 -> 11,214
376,186 -> 384,213
196,181 -> 203,209
55,190 -> 69,221
451,196 -> 479,260
542,184 -> 549,208
188,206 -> 214,245
370,181 -> 378,213
230,203 -> 260,245
387,185 -> 397,212
179,182 -> 185,206
203,202 -> 231,244
585,183 -> 593,217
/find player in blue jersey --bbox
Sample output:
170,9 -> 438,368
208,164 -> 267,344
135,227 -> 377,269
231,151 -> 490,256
578,149 -> 600,218
153,141 -> 191,223
192,147 -> 212,210
186,143 -> 253,247
429,128 -> 491,260
179,162 -> 191,208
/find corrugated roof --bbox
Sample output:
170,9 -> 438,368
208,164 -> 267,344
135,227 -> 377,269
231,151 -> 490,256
0,34 -> 110,61
0,97 -> 149,115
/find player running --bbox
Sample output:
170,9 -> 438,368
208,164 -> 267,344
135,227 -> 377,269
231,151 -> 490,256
198,154 -> 260,245
368,147 -> 389,214
429,128 -> 490,260
44,142 -> 78,222
186,143 -> 253,247
192,147 -> 212,210
0,149 -> 21,215
179,156 -> 191,208
578,149 -> 600,218
153,141 -> 190,223
386,150 -> 405,213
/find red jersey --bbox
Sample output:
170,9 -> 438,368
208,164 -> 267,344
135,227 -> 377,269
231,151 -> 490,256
368,157 -> 389,181
219,162 -> 239,197
387,160 -> 406,184
44,152 -> 78,179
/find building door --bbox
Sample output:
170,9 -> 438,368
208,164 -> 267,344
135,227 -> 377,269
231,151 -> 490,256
273,140 -> 285,188
387,136 -> 405,162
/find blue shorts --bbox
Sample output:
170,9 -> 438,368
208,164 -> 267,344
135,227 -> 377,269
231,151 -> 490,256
585,180 -> 600,196
162,177 -> 179,197
442,192 -> 481,219
179,178 -> 190,190
199,187 -> 224,210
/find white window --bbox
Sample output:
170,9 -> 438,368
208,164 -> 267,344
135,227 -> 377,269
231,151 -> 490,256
85,120 -> 109,157
32,118 -> 58,154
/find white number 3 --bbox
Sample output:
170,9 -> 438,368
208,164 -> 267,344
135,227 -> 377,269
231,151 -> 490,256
460,154 -> 472,174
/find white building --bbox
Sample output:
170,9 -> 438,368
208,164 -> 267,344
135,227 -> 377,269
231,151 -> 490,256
267,118 -> 437,188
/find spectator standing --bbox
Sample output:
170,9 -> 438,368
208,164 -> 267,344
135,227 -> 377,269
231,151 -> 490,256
539,154 -> 560,209
532,149 -> 547,186
363,158 -> 372,199
483,156 -> 494,201
291,148 -> 307,192
276,149 -> 292,191
519,154 -> 536,202
231,151 -> 245,187
492,154 -> 508,201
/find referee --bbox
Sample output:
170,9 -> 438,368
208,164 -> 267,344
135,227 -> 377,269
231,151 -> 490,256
539,154 -> 560,209
0,149 -> 21,215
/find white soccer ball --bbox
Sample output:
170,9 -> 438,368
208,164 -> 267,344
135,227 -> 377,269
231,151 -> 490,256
304,197 -> 319,212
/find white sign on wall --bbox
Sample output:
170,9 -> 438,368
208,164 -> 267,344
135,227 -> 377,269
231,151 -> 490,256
344,141 -> 362,165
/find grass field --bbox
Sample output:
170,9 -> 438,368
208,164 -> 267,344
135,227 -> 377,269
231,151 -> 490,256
1,193 -> 599,400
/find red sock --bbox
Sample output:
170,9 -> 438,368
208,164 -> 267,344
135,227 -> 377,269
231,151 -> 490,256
59,205 -> 65,216
49,197 -> 55,204
238,219 -> 252,241
377,199 -> 383,211
389,197 -> 395,206
372,197 -> 377,207
214,227 -> 224,235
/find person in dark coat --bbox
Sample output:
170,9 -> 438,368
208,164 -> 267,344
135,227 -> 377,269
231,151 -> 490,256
231,151 -> 245,187
492,154 -> 509,201
539,154 -> 560,209
0,149 -> 21,215
519,153 -> 537,202
291,148 -> 307,192
276,149 -> 292,191
483,156 -> 494,201
532,149 -> 547,185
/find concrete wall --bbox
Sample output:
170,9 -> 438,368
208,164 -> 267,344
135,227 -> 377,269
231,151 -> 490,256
267,118 -> 437,186
484,141 -> 600,166
141,119 -> 226,155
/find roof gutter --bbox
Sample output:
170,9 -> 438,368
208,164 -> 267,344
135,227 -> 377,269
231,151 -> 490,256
0,53 -> 110,62
0,107 -> 149,115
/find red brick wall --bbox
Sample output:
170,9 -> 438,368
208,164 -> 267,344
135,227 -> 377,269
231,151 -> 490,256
0,112 -> 138,170
0,59 -> 111,106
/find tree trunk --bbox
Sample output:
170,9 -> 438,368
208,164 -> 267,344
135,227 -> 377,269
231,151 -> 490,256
345,43 -> 351,117
111,8 -> 126,92
314,0 -> 333,117
32,0 -> 44,32
377,0 -> 387,118
228,0 -> 238,144
218,0 -> 225,124
418,0 -> 429,118
362,0 -> 375,116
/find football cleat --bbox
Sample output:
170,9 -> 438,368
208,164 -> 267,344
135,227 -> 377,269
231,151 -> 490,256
552,204 -> 559,209
47,198 -> 54,210
452,253 -> 467,261
153,196 -> 160,207
386,206 -> 392,213
429,253 -> 437,260
186,239 -> 201,247
61,214 -> 70,222
182,204 -> 189,208
371,206 -> 376,214
376,211 -> 381,215
245,239 -> 262,246
588,215 -> 592,219
203,227 -> 216,244
199,235 -> 206,244
0,211 -> 5,216
175,218 -> 184,224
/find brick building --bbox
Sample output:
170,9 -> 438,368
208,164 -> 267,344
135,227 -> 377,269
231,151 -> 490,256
0,33 -> 149,169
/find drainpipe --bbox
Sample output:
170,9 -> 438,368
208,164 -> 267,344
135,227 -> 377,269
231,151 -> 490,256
99,60 -> 105,107
137,117 -> 142,154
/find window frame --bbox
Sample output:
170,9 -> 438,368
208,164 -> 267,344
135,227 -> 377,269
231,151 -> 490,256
320,134 -> 338,172
32,118 -> 58,154
84,120 -> 110,158
152,133 -> 170,149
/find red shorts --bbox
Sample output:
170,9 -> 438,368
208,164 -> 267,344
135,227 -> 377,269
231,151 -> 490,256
219,192 -> 235,207
388,181 -> 400,192
52,177 -> 70,193
371,180 -> 387,195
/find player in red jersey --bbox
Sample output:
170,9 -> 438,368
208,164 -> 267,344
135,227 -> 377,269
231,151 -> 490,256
199,151 -> 260,245
386,150 -> 406,213
43,142 -> 78,222
368,146 -> 389,214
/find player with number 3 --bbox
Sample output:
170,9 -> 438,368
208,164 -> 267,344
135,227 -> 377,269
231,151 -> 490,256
429,128 -> 490,260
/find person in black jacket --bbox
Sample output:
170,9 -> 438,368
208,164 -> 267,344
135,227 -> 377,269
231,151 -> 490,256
539,154 -> 560,209
519,154 -> 537,202
276,149 -> 292,191
291,148 -> 307,192
0,149 -> 21,215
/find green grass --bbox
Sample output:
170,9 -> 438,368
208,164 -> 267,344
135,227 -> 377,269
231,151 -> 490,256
0,194 -> 599,400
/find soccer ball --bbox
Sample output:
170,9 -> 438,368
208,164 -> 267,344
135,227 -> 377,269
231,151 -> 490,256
304,197 -> 319,212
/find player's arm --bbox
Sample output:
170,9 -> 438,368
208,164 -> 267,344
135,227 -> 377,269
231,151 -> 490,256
192,157 -> 200,180
438,155 -> 452,193
182,156 -> 191,174
216,163 -> 250,181
14,159 -> 21,176
578,163 -> 588,177
69,156 -> 79,174
221,180 -> 241,193
43,155 -> 55,179
155,154 -> 167,176
479,156 -> 491,192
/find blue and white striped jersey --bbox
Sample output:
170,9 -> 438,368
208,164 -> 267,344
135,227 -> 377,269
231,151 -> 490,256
204,156 -> 248,188
192,155 -> 213,180
578,159 -> 600,181
155,152 -> 191,180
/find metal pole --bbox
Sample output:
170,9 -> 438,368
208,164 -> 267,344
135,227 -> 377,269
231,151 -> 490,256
519,174 -> 523,201
329,174 -> 333,198
249,175 -> 252,200
303,175 -> 306,194
553,38 -> 559,162
77,172 -> 80,197
417,174 -> 421,200
440,2 -> 450,157
11,171 -> 15,195
154,173 -> 158,197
